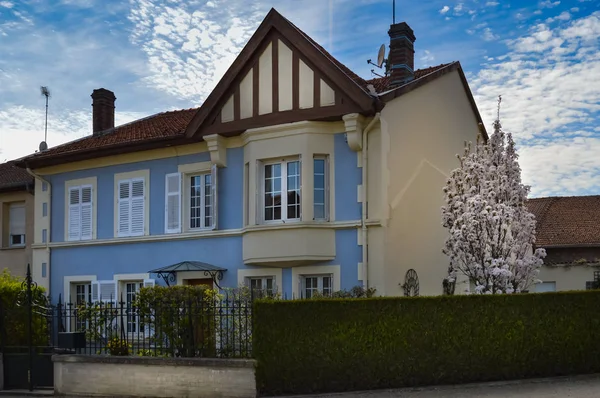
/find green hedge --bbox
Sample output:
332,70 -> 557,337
253,291 -> 600,396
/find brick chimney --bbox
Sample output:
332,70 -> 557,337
387,22 -> 416,88
91,88 -> 116,135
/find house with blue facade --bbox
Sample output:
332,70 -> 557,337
16,9 -> 486,303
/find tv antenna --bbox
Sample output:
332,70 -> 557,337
367,44 -> 387,78
393,0 -> 396,24
40,86 -> 50,144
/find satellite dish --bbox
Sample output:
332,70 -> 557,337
39,141 -> 48,152
376,44 -> 386,68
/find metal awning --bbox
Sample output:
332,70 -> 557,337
148,261 -> 226,288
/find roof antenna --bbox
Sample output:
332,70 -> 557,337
393,0 -> 396,24
39,86 -> 50,152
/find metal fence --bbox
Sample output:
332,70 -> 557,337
55,292 -> 253,358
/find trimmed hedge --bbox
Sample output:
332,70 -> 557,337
253,291 -> 600,396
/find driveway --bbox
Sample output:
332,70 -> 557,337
279,374 -> 600,398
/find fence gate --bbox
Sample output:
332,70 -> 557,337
0,265 -> 55,391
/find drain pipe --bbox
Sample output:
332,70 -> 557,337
26,166 -> 52,297
361,113 -> 380,289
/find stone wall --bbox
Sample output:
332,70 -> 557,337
53,355 -> 256,398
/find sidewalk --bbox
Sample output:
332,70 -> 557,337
278,374 -> 600,398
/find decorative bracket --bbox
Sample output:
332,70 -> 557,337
342,113 -> 365,152
204,134 -> 227,167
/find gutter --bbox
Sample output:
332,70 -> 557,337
25,166 -> 52,297
360,113 -> 381,289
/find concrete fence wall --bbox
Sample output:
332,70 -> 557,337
53,355 -> 256,398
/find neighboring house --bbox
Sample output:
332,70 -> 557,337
16,8 -> 485,303
528,195 -> 600,292
0,161 -> 34,277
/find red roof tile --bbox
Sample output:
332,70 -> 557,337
365,63 -> 452,93
527,196 -> 600,247
0,161 -> 33,191
26,108 -> 199,163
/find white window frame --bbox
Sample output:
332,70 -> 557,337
259,156 -> 302,224
246,276 -> 276,297
117,178 -> 145,238
186,172 -> 214,231
73,282 -> 92,332
67,185 -> 93,241
301,274 -> 333,298
8,202 -> 26,247
313,155 -> 329,221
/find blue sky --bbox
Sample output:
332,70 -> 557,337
0,0 -> 599,197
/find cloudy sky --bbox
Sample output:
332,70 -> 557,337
0,0 -> 599,197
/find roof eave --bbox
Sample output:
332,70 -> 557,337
538,243 -> 600,249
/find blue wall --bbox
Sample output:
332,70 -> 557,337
334,133 -> 362,221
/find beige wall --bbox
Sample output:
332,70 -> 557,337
374,69 -> 482,296
54,355 -> 256,398
537,266 -> 597,291
0,190 -> 34,277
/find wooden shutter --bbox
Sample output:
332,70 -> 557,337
165,173 -> 181,233
80,186 -> 93,240
68,187 -> 81,241
130,179 -> 145,236
211,164 -> 218,230
117,180 -> 131,237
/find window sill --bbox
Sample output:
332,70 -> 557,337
1,246 -> 26,251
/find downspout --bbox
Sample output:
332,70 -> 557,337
361,113 -> 381,290
25,166 -> 52,297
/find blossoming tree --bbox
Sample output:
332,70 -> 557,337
441,100 -> 545,294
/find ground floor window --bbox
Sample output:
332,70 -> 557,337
301,274 -> 332,299
70,282 -> 92,332
125,281 -> 143,333
246,276 -> 275,298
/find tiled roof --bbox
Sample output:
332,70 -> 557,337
527,196 -> 600,247
0,161 -> 33,190
365,63 -> 452,93
25,108 -> 199,162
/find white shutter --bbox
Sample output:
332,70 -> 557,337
256,161 -> 261,225
80,186 -> 93,240
298,154 -> 302,220
130,179 -> 145,236
9,204 -> 25,236
118,181 -> 131,237
68,187 -> 81,241
143,279 -> 155,288
325,156 -> 330,221
99,281 -> 117,303
91,282 -> 100,302
211,164 -> 218,230
165,173 -> 181,233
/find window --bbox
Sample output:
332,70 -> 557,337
68,185 -> 93,241
301,274 -> 332,298
313,156 -> 329,220
165,165 -> 218,234
126,282 -> 143,333
118,178 -> 145,237
247,276 -> 275,297
262,158 -> 301,222
74,283 -> 91,331
91,280 -> 117,303
9,203 -> 26,247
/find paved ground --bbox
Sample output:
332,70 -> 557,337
280,374 -> 600,398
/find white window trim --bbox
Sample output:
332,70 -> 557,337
114,170 -> 149,238
185,172 -> 213,231
292,264 -> 340,298
64,275 -> 97,305
176,271 -> 217,287
313,155 -> 330,222
64,177 -> 97,241
114,273 -> 151,300
258,156 -> 302,224
237,268 -> 282,291
176,162 -> 218,233
8,202 -> 26,247
302,274 -> 333,298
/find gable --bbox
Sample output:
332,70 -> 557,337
185,9 -> 375,139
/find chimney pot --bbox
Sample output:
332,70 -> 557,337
387,22 -> 416,89
91,88 -> 116,135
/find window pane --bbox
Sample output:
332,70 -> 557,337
314,159 -> 324,174
314,205 -> 325,220
286,161 -> 301,220
204,174 -> 212,227
313,158 -> 327,220
190,175 -> 203,229
264,164 -> 282,221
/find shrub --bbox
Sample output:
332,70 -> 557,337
0,269 -> 48,346
254,291 -> 600,396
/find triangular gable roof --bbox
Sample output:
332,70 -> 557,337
184,8 -> 376,138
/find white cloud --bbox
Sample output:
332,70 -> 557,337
454,2 -> 464,15
0,1 -> 13,8
482,27 -> 499,41
471,11 -> 600,196
571,7 -> 580,12
547,11 -> 571,23
539,0 -> 560,8
440,5 -> 450,14
420,50 -> 434,64
485,1 -> 499,6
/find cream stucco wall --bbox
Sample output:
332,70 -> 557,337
536,266 -> 597,291
374,69 -> 482,296
0,190 -> 34,277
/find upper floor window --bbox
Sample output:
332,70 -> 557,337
165,164 -> 218,234
313,156 -> 329,221
262,157 -> 301,222
118,179 -> 145,237
9,202 -> 26,247
68,186 -> 93,241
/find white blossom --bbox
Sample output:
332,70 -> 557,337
441,115 -> 546,294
